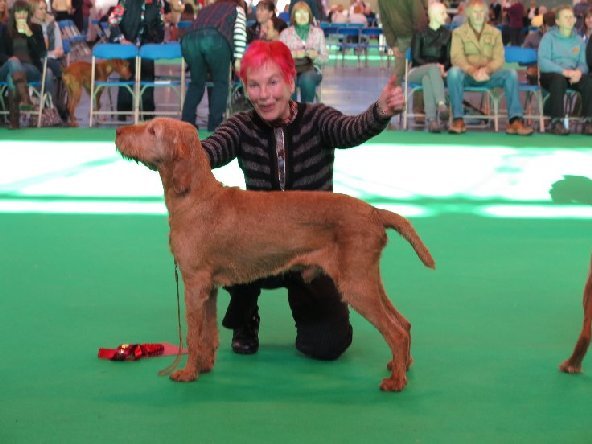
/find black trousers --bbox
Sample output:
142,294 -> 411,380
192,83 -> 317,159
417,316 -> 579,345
539,72 -> 592,120
222,273 -> 353,361
117,58 -> 155,114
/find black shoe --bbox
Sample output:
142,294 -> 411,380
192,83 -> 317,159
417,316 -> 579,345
231,311 -> 260,354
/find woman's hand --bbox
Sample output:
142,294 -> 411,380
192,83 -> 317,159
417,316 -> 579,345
305,48 -> 318,60
377,75 -> 404,117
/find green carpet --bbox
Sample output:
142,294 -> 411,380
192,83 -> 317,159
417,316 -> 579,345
1,128 -> 591,443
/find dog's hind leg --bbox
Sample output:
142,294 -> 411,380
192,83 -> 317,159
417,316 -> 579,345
560,255 -> 592,374
379,286 -> 414,372
337,267 -> 410,392
170,272 -> 213,383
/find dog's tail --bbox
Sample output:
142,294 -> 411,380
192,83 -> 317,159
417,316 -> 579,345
377,208 -> 435,269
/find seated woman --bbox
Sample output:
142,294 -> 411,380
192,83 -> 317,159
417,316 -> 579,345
31,0 -> 66,120
409,1 -> 451,132
279,1 -> 327,103
0,0 -> 51,129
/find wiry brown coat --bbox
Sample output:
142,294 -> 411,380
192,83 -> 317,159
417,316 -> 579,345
115,118 -> 436,392
62,59 -> 131,126
560,256 -> 592,374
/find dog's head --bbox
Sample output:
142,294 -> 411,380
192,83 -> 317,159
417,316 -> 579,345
110,59 -> 132,79
115,118 -> 204,195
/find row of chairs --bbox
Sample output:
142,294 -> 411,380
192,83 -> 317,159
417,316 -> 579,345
89,42 -> 186,127
321,25 -> 389,68
403,46 -> 546,132
0,58 -> 53,128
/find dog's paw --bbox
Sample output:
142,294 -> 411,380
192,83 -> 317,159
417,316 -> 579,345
169,369 -> 198,382
559,360 -> 582,374
198,356 -> 215,374
380,375 -> 407,392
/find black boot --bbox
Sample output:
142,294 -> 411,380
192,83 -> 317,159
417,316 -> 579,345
231,309 -> 260,355
8,90 -> 20,129
12,71 -> 34,111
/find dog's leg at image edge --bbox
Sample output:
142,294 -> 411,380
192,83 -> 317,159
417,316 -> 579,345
560,255 -> 592,374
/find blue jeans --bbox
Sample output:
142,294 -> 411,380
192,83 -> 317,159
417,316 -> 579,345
181,28 -> 231,131
0,58 -> 56,103
447,66 -> 524,120
293,68 -> 322,103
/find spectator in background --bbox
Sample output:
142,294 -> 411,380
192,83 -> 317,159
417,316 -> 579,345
0,0 -> 8,24
409,1 -> 451,133
348,3 -> 367,25
279,0 -> 327,102
538,4 -> 592,135
523,11 -> 555,49
181,0 -> 247,130
52,0 -> 72,22
451,2 -> 466,27
247,0 -> 287,43
574,0 -> 590,30
30,0 -> 67,120
0,0 -> 45,128
448,0 -> 533,135
289,0 -> 325,23
180,3 -> 195,21
109,0 -> 165,120
378,0 -> 428,86
578,8 -> 592,40
505,0 -> 525,46
329,4 -> 347,23
489,0 -> 502,25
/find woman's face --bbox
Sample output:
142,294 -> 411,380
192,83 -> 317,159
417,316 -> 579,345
15,9 -> 29,23
294,7 -> 310,26
0,0 -> 7,14
245,61 -> 295,122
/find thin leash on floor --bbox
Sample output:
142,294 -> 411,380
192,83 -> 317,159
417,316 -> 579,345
158,261 -> 184,376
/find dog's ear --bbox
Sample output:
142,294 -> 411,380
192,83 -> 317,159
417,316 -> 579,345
172,160 -> 191,195
171,127 -> 192,195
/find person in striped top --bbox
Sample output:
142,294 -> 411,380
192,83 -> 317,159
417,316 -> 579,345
181,0 -> 247,131
203,40 -> 404,359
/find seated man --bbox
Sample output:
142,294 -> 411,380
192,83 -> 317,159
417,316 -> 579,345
447,0 -> 533,135
538,4 -> 592,135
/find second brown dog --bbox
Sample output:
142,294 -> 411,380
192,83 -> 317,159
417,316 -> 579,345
62,59 -> 132,126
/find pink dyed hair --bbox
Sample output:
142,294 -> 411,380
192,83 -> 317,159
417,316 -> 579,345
239,40 -> 296,84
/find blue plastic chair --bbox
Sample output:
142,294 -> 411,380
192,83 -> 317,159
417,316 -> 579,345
89,43 -> 138,126
135,43 -> 185,121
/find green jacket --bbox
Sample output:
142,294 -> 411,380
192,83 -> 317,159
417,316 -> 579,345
378,0 -> 427,47
450,23 -> 505,75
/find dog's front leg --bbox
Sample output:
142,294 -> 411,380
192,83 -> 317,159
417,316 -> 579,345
170,274 -> 212,382
197,288 -> 219,374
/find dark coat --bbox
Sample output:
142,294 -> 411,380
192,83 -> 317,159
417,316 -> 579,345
0,22 -> 46,72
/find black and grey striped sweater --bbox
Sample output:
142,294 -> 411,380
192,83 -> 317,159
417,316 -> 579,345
201,101 -> 391,192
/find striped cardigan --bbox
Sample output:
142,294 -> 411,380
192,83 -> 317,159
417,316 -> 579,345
202,101 -> 390,191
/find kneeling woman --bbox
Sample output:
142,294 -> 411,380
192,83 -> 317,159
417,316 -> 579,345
279,1 -> 327,103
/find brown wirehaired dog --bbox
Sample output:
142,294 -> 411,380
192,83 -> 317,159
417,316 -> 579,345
560,256 -> 592,374
62,59 -> 132,126
115,118 -> 436,392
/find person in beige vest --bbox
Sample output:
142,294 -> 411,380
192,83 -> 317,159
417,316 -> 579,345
447,0 -> 533,135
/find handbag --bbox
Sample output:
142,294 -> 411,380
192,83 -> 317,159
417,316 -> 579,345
27,103 -> 63,127
294,56 -> 314,75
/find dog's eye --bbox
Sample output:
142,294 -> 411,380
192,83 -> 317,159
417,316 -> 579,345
148,126 -> 156,136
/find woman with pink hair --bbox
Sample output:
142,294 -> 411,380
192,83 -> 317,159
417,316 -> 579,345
201,40 -> 405,361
